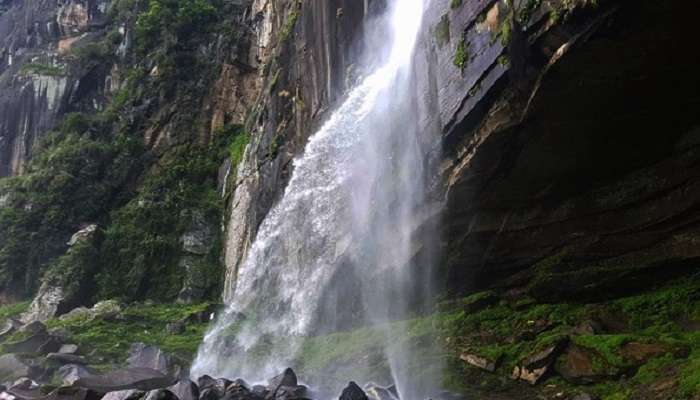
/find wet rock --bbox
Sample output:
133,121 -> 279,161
197,376 -> 217,392
183,306 -> 219,325
363,384 -> 397,400
102,390 -> 147,400
273,385 -> 308,400
199,387 -> 224,400
143,389 -> 178,400
9,378 -> 38,391
250,386 -> 268,398
267,369 -> 297,396
0,354 -> 27,383
168,379 -> 199,400
339,382 -> 367,400
459,353 -> 498,372
56,364 -> 94,386
127,344 -> 173,375
46,353 -> 87,365
214,379 -> 232,392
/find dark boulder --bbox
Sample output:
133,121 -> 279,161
199,387 -> 224,400
267,369 -> 297,396
168,379 -> 199,400
56,364 -> 94,386
0,353 -> 31,380
197,376 -> 217,392
339,382 -> 367,400
143,389 -> 178,400
127,344 -> 175,375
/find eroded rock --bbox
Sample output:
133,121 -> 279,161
339,382 -> 367,400
459,353 -> 498,372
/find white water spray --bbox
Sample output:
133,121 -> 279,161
193,0 -> 440,397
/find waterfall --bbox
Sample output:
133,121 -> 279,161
192,0 -> 440,397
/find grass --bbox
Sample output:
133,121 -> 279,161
44,302 -> 213,364
20,63 -> 66,77
453,39 -> 468,70
0,301 -> 29,320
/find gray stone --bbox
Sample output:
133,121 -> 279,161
267,368 -> 297,395
126,344 -> 173,375
165,322 -> 185,335
101,390 -> 146,400
58,344 -> 79,354
21,284 -> 65,323
18,321 -> 46,335
168,379 -> 199,400
0,359 -> 30,387
143,389 -> 177,400
56,364 -> 94,386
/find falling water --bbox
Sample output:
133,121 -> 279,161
193,0 -> 440,397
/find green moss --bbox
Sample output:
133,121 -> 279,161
46,302 -> 212,363
279,6 -> 300,42
0,301 -> 29,320
450,0 -> 462,9
453,38 -> 468,70
678,349 -> 700,397
19,63 -> 66,77
434,14 -> 450,48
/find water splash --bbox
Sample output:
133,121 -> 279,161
192,0 -> 440,397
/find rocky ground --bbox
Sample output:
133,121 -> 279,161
1,276 -> 699,400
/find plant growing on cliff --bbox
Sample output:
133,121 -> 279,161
453,38 -> 468,70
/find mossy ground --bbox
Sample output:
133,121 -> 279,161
41,302 -> 213,367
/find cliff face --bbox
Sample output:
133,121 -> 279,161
0,0 -> 111,177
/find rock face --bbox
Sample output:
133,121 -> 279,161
0,0 -> 110,177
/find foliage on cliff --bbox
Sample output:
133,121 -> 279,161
0,0 -> 249,304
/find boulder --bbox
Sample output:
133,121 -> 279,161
73,367 -> 177,392
143,390 -> 177,400
267,369 -> 297,395
459,353 -> 498,372
168,379 -> 199,400
3,333 -> 51,354
19,322 -> 46,335
555,344 -> 619,384
21,285 -> 65,323
59,344 -> 79,355
91,301 -> 121,321
126,344 -> 173,375
273,385 -> 308,400
37,337 -> 63,355
59,308 -> 92,323
198,387 -> 223,400
339,382 -> 367,400
46,353 -> 87,365
512,340 -> 567,385
183,306 -> 219,325
56,364 -> 94,386
196,376 -> 216,392
363,384 -> 397,400
101,390 -> 146,400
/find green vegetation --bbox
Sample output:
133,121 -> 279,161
19,63 -> 66,77
42,302 -> 214,364
453,38 -> 468,70
450,0 -> 463,9
434,15 -> 451,48
280,7 -> 300,42
0,301 -> 29,320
